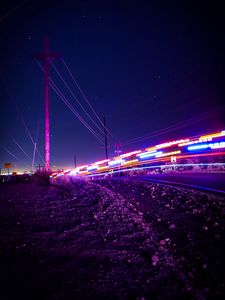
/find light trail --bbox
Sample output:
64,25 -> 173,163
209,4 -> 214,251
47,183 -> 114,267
55,129 -> 225,178
85,163 -> 225,178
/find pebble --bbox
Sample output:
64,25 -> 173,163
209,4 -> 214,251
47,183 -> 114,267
152,255 -> 159,266
214,234 -> 220,239
169,224 -> 176,229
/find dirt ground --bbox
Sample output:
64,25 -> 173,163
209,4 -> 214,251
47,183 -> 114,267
0,179 -> 225,299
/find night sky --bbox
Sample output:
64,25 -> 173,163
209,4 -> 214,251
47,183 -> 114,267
0,0 -> 225,171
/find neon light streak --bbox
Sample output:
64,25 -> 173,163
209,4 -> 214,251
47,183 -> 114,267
94,159 -> 110,165
188,141 -> 225,151
87,165 -> 98,171
178,139 -> 212,147
69,170 -> 79,175
200,131 -> 225,140
119,150 -> 141,158
121,159 -> 138,165
137,150 -> 157,157
79,171 -> 89,175
210,142 -> 225,149
108,159 -> 125,166
138,151 -> 162,159
155,139 -> 189,149
97,166 -> 109,171
87,162 -> 225,177
77,164 -> 88,169
178,140 -> 200,146
199,138 -> 212,142
155,150 -> 181,157
145,146 -> 156,151
188,144 -> 210,150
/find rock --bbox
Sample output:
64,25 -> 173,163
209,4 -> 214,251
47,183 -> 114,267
169,224 -> 176,229
152,255 -> 159,266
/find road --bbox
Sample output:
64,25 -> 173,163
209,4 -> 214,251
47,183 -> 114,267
123,172 -> 225,195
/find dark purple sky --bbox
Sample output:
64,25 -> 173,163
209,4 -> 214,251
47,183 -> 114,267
1,0 -> 225,170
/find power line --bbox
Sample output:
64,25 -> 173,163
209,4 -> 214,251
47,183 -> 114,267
11,136 -> 32,161
36,60 -> 104,144
50,80 -> 105,144
123,106 -> 225,146
0,0 -> 28,21
51,61 -> 106,136
3,147 -> 20,161
0,73 -> 44,164
61,58 -> 116,140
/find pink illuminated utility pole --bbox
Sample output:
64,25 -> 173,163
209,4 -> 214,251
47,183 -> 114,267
34,37 -> 61,172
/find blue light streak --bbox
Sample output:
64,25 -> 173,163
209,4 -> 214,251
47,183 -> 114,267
188,141 -> 225,151
108,159 -> 125,166
188,144 -> 209,150
138,151 -> 162,159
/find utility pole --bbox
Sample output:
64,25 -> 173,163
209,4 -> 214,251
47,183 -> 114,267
34,37 -> 61,172
74,154 -> 77,168
114,141 -> 122,176
114,141 -> 122,156
103,116 -> 108,159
